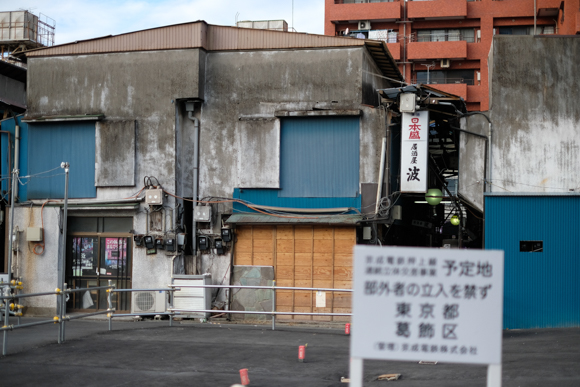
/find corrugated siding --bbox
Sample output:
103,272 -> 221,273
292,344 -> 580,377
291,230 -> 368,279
485,195 -> 580,329
26,23 -> 205,56
27,23 -> 364,57
233,188 -> 362,213
27,122 -> 96,199
280,116 -> 360,198
0,115 -> 29,200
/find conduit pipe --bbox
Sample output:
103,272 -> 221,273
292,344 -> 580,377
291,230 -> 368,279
14,125 -> 19,199
187,106 -> 200,257
375,137 -> 387,215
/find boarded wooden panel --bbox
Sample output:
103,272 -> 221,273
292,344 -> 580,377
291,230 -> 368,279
253,239 -> 274,253
276,252 -> 294,266
276,290 -> 293,306
294,306 -> 312,320
334,267 -> 352,281
276,239 -> 294,253
235,252 -> 253,266
235,239 -> 253,252
313,267 -> 332,280
295,279 -> 312,287
276,226 -> 294,239
294,226 -> 313,239
253,226 -> 274,239
253,253 -> 274,266
334,239 -> 355,254
313,239 -> 333,253
277,265 -> 294,280
294,291 -> 313,307
235,226 -> 253,238
313,280 -> 333,288
276,279 -> 294,287
313,227 -> 333,239
295,253 -> 312,266
334,254 -> 353,267
334,227 -> 356,240
294,266 -> 312,279
313,253 -> 332,267
295,242 -> 313,254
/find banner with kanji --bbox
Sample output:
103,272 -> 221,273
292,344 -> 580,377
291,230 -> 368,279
401,111 -> 429,193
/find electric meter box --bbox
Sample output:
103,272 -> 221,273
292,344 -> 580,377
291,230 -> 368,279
194,206 -> 211,222
27,227 -> 43,242
399,93 -> 416,113
146,189 -> 163,205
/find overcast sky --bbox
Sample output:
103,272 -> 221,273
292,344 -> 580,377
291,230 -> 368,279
4,0 -> 325,45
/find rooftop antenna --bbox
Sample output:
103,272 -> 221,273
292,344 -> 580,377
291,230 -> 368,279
235,12 -> 240,25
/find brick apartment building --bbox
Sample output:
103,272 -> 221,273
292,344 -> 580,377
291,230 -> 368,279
325,0 -> 580,111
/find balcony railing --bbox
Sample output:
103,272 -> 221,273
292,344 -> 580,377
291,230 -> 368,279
412,32 -> 475,43
413,77 -> 474,85
334,0 -> 397,3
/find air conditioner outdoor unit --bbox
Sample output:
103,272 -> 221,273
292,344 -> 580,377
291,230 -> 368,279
440,59 -> 451,68
131,291 -> 167,314
358,21 -> 371,30
172,274 -> 212,319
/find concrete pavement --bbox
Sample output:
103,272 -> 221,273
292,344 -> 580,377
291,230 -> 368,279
1,317 -> 580,386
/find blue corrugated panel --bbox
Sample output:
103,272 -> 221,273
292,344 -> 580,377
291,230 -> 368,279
279,116 -> 359,198
27,122 -> 96,199
0,115 -> 29,201
485,195 -> 580,329
233,188 -> 361,214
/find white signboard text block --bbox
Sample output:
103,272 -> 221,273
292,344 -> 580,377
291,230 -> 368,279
351,246 -> 504,365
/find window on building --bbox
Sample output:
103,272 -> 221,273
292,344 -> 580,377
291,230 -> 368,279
27,121 -> 96,199
417,29 -> 475,43
279,117 -> 360,198
498,25 -> 555,35
416,70 -> 475,85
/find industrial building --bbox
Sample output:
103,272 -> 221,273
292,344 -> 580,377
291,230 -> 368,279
325,0 -> 580,111
1,20 -> 404,319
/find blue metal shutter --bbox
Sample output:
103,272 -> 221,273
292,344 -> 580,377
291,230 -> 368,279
279,117 -> 359,198
27,122 -> 96,199
485,195 -> 580,328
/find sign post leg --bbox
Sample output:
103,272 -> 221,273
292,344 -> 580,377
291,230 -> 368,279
349,357 -> 364,387
487,364 -> 502,387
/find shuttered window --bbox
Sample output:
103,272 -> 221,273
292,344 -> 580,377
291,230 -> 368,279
28,122 -> 96,199
279,117 -> 359,198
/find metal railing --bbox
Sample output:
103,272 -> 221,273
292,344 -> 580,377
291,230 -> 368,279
413,32 -> 475,43
413,77 -> 475,85
1,282 -> 352,354
167,282 -> 353,331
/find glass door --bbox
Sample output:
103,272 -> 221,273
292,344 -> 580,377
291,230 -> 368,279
67,236 -> 132,312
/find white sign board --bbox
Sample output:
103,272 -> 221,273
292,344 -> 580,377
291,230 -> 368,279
400,111 -> 429,193
351,246 -> 504,365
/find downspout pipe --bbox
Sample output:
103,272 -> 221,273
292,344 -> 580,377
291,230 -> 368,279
187,108 -> 199,258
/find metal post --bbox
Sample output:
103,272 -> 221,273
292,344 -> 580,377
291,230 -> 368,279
57,163 -> 69,335
3,168 -> 19,356
349,357 -> 364,387
108,280 -> 113,331
271,280 -> 276,331
61,283 -> 67,342
487,364 -> 502,387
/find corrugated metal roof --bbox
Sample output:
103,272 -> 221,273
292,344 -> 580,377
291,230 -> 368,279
226,213 -> 363,225
21,21 -> 402,81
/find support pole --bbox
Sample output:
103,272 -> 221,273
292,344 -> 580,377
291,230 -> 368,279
57,162 -> 69,343
487,364 -> 502,387
3,168 -> 18,356
108,280 -> 113,331
349,357 -> 364,387
271,280 -> 276,331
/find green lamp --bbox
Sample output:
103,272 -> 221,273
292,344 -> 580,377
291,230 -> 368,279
450,215 -> 460,226
425,188 -> 443,206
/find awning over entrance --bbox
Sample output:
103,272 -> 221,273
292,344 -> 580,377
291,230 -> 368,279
226,214 -> 363,225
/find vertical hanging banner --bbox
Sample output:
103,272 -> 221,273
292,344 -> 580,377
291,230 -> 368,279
401,111 -> 429,193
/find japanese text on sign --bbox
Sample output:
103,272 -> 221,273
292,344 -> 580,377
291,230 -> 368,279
351,246 -> 504,365
401,111 -> 429,193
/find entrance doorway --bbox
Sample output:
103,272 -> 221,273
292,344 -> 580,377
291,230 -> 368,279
66,217 -> 133,312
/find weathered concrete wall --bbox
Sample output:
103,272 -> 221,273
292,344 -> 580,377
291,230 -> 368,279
0,73 -> 26,108
230,266 -> 274,321
487,36 -> 580,193
460,115 -> 487,211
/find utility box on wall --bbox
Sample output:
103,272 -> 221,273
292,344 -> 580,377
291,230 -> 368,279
194,206 -> 211,222
172,274 -> 212,318
26,227 -> 43,242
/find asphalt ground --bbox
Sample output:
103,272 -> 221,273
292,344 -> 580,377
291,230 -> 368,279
1,316 -> 580,386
